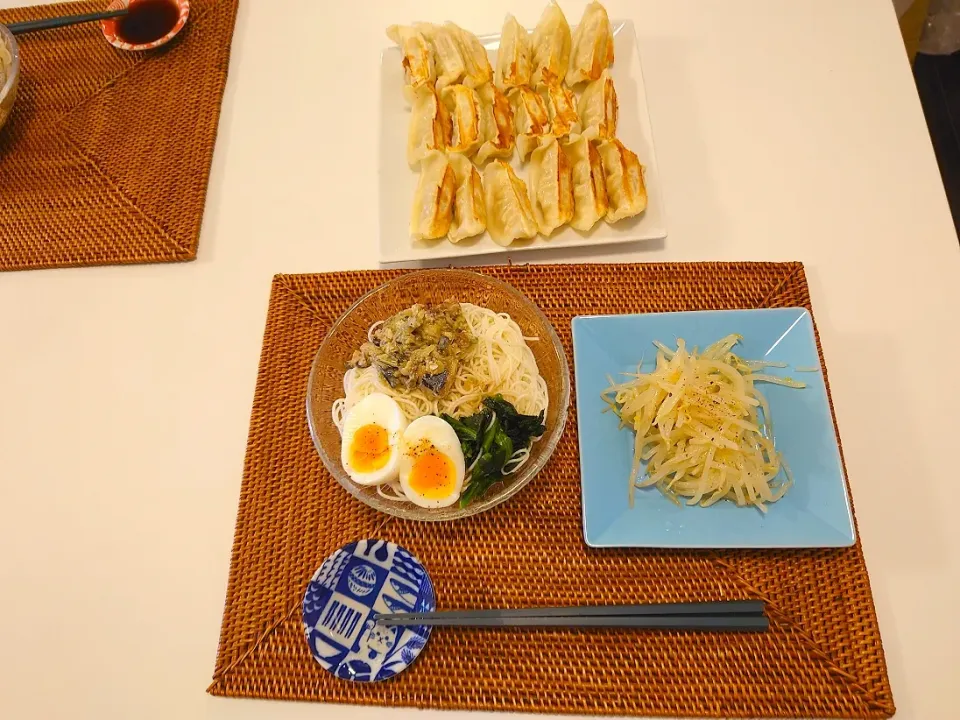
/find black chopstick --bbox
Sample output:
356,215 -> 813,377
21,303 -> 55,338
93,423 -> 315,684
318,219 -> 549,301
375,600 -> 768,632
6,8 -> 129,36
378,614 -> 768,632
376,599 -> 764,622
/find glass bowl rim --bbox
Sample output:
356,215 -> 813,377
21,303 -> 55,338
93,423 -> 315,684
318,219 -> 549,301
0,25 -> 20,104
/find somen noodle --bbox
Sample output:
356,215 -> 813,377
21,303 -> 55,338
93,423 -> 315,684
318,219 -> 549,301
333,302 -> 548,502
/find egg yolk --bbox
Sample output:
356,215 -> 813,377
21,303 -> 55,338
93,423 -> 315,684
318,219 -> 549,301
408,444 -> 456,500
348,424 -> 391,473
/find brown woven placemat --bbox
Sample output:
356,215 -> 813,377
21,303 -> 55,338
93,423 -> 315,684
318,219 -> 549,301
0,0 -> 238,271
210,262 -> 895,718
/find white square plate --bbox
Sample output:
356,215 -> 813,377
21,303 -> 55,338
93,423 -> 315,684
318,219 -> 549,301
378,19 -> 667,264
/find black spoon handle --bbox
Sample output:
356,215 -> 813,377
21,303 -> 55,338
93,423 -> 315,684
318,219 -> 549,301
7,8 -> 129,36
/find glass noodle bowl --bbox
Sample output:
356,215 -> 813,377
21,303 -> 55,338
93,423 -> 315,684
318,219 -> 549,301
306,270 -> 570,521
0,24 -> 20,134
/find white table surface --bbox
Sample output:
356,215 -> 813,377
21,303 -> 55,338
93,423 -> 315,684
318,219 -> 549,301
1,1 -> 958,719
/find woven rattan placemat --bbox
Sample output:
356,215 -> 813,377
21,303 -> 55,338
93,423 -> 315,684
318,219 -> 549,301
0,0 -> 238,271
210,262 -> 895,718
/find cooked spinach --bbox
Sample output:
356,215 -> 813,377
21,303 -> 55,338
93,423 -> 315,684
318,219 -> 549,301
441,395 -> 545,507
482,394 -> 546,448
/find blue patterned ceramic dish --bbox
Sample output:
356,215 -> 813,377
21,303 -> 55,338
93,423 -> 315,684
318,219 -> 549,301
302,539 -> 435,682
572,308 -> 855,549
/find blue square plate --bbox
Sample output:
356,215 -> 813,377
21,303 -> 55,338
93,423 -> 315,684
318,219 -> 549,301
572,308 -> 855,549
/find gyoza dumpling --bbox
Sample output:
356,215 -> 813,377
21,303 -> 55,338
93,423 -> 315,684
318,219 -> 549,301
495,14 -> 532,90
597,139 -> 647,222
538,83 -> 580,138
482,160 -> 538,246
566,2 -> 614,86
416,22 -> 465,89
447,22 -> 492,88
528,137 -> 574,236
531,2 -> 571,87
562,135 -> 608,231
508,86 -> 550,162
411,151 -> 456,239
578,69 -> 618,140
474,83 -> 515,164
447,153 -> 486,242
386,25 -> 436,91
440,85 -> 482,155
407,86 -> 450,167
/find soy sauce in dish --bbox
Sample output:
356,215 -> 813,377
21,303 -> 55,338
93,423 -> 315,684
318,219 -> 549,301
116,0 -> 180,45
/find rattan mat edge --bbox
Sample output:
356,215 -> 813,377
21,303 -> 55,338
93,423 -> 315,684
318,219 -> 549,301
210,262 -> 894,719
0,0 -> 238,271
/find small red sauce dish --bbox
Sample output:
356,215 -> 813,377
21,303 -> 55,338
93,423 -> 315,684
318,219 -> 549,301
102,0 -> 189,52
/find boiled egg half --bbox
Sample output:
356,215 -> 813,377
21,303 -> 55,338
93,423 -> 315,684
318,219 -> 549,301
340,393 -> 407,486
399,415 -> 466,508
